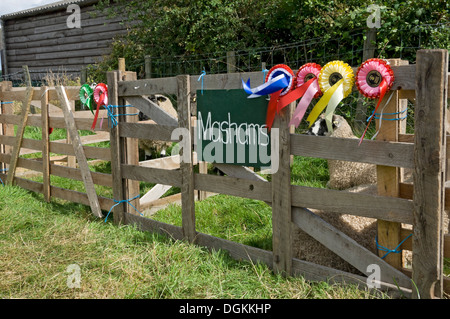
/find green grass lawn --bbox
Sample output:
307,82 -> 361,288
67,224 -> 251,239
1,126 -> 447,299
0,185 -> 386,299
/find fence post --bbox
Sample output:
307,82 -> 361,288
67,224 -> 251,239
145,56 -> 152,79
412,49 -> 447,299
177,74 -> 196,243
227,51 -> 236,73
107,70 -> 126,224
375,59 -> 409,270
271,103 -> 293,276
41,86 -> 50,203
122,71 -> 141,215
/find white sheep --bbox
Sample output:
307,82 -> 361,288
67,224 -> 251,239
308,114 -> 377,190
138,94 -> 176,160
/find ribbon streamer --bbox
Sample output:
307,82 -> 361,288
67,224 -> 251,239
306,79 -> 344,130
243,64 -> 294,131
356,58 -> 395,145
306,61 -> 354,133
92,83 -> 108,131
284,63 -> 322,128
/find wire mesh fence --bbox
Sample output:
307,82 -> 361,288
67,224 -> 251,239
1,23 -> 447,136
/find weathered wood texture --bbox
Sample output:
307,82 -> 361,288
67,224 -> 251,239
177,75 -> 196,243
412,49 -> 448,299
56,85 -> 102,218
2,1 -> 129,76
271,104 -> 293,276
375,59 -> 408,270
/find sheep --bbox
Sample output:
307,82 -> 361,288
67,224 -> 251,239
138,94 -> 176,160
308,114 -> 378,190
294,114 -> 449,274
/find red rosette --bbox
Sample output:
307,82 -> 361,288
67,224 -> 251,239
93,83 -> 108,105
295,63 -> 322,98
265,64 -> 294,97
355,58 -> 394,99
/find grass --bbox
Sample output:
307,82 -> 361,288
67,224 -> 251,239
2,126 -> 446,299
0,185 -> 386,299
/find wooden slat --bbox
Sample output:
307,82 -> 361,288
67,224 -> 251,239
292,207 -> 412,289
177,75 -> 196,243
56,86 -> 102,218
290,134 -> 414,168
375,59 -> 408,270
122,210 -> 411,297
118,77 -> 178,96
125,96 -> 178,127
139,184 -> 172,207
291,185 -> 414,224
41,86 -> 50,202
121,164 -> 182,187
412,49 -> 448,299
7,68 -> 32,185
194,173 -> 271,203
0,114 -> 109,132
271,105 -> 293,275
400,182 -> 450,212
119,122 -> 177,142
0,173 -> 113,212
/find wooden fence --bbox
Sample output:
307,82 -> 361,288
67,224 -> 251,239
0,49 -> 448,299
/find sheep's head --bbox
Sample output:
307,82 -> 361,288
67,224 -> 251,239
307,114 -> 354,138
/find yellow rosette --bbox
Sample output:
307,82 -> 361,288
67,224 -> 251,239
306,61 -> 354,133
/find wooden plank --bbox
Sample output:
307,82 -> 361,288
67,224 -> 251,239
213,163 -> 267,182
290,134 -> 414,168
41,86 -> 50,202
291,207 -> 412,289
6,66 -> 32,185
412,49 -> 448,299
119,122 -> 177,142
194,173 -> 271,202
56,86 -> 102,218
291,185 -> 414,224
400,182 -> 450,213
118,77 -> 178,96
125,96 -> 178,127
375,59 -> 408,270
271,104 -> 293,276
139,184 -> 172,207
177,75 -> 196,243
139,155 -> 181,170
121,164 -> 182,187
107,70 -> 125,224
121,71 -> 141,216
121,209 -> 411,297
0,172 -> 113,212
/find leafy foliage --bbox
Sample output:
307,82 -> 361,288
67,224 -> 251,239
89,0 -> 449,81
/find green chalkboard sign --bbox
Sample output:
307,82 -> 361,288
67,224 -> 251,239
196,89 -> 271,167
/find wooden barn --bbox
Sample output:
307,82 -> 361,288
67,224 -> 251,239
0,0 -> 128,81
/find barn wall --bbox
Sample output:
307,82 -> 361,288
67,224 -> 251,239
2,1 -> 129,78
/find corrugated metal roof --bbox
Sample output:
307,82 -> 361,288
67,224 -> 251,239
1,0 -> 100,20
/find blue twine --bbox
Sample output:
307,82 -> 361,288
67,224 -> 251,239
262,68 -> 269,82
0,102 -> 13,105
0,168 -> 7,187
367,107 -> 408,122
103,104 -> 138,128
104,194 -> 142,223
376,233 -> 412,259
198,70 -> 206,95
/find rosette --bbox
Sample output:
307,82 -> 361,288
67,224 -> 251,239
356,58 -> 395,144
280,63 -> 322,128
79,84 -> 94,114
306,61 -> 354,134
242,64 -> 294,130
91,83 -> 108,131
